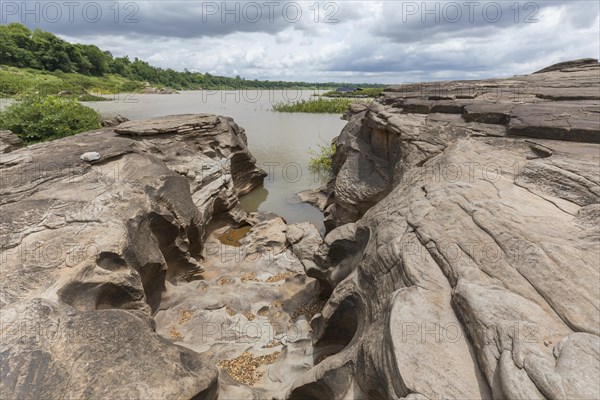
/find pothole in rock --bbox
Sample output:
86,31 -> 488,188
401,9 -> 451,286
217,225 -> 252,247
311,294 -> 361,365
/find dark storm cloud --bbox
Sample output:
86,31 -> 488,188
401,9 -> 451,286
318,0 -> 599,80
320,43 -> 493,76
3,1 -> 284,37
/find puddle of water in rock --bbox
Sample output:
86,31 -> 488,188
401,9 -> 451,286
217,225 -> 252,247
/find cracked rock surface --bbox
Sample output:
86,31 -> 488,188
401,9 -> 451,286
1,59 -> 599,399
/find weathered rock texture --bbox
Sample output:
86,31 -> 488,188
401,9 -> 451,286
0,114 -> 265,399
290,60 -> 600,398
154,214 -> 326,399
2,60 -> 599,400
0,130 -> 23,153
100,114 -> 129,127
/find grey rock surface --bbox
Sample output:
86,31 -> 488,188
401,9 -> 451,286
2,60 -> 599,399
100,114 -> 129,127
295,180 -> 335,212
155,214 -> 325,398
1,299 -> 218,399
289,61 -> 600,398
0,114 -> 266,399
0,130 -> 23,153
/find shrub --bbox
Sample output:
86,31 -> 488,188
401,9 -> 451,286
0,95 -> 101,143
118,80 -> 145,93
77,93 -> 110,102
273,98 -> 355,113
309,140 -> 336,177
322,88 -> 384,98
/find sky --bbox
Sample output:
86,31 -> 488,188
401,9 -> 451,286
3,0 -> 599,83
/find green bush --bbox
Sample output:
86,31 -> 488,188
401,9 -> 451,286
273,98 -> 356,113
0,95 -> 101,143
309,140 -> 336,176
118,80 -> 145,93
0,67 -> 146,98
322,88 -> 384,98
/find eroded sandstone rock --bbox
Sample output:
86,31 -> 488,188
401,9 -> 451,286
2,60 -> 599,399
154,213 -> 326,398
290,61 -> 600,399
1,299 -> 218,399
0,114 -> 266,399
0,130 -> 23,153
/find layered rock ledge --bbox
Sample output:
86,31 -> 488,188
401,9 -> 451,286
0,114 -> 267,398
290,59 -> 600,398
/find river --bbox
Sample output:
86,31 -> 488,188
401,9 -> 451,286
83,90 -> 347,232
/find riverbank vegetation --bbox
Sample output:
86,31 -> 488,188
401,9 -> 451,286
0,95 -> 101,143
309,140 -> 336,175
0,66 -> 142,97
1,23 -> 386,96
0,22 -> 384,143
321,87 -> 384,98
273,97 -> 358,113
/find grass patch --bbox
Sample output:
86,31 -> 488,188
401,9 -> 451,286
322,87 -> 384,98
273,97 -> 356,113
76,93 -> 110,102
309,140 -> 336,176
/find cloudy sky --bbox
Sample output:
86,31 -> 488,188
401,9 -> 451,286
5,0 -> 599,83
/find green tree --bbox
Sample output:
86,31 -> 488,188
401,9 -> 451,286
0,23 -> 388,93
110,56 -> 132,76
31,29 -> 74,72
0,23 -> 38,68
76,44 -> 111,76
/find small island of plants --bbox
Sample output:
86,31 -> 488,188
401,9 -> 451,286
273,97 -> 370,114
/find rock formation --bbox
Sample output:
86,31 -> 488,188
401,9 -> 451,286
155,214 -> 326,399
290,59 -> 600,398
1,59 -> 599,399
0,114 -> 266,398
100,114 -> 129,127
0,130 -> 23,153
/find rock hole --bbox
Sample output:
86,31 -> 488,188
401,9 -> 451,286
317,295 -> 359,347
217,225 -> 252,247
58,281 -> 143,312
96,252 -> 127,271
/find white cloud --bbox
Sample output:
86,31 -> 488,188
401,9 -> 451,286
18,0 -> 600,83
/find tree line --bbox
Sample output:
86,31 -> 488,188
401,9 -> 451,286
0,23 -> 385,90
